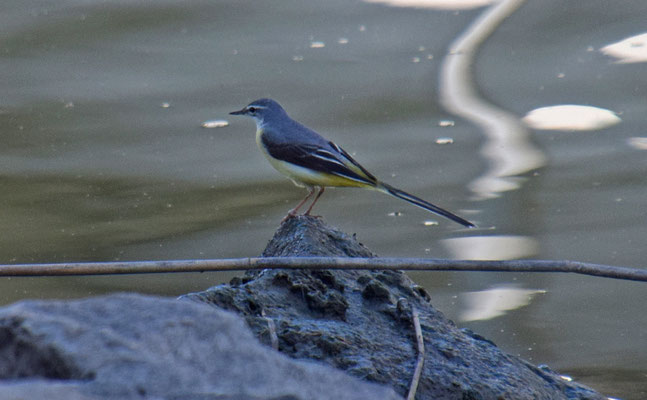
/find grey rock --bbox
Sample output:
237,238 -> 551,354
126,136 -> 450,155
0,293 -> 401,400
184,216 -> 605,400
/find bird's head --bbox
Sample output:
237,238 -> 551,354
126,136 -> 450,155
230,98 -> 287,126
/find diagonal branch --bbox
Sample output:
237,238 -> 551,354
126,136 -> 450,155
406,305 -> 425,400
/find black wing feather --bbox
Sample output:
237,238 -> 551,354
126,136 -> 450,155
261,136 -> 376,185
328,141 -> 377,182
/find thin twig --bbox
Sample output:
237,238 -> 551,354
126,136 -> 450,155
407,305 -> 425,400
261,309 -> 279,351
0,257 -> 645,282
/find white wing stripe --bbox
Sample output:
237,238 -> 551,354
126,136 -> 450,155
312,150 -> 347,167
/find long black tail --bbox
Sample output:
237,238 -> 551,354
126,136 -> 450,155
380,183 -> 475,228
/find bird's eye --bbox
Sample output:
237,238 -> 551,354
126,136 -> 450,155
248,107 -> 257,114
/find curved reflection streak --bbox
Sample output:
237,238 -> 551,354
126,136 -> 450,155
441,235 -> 538,260
459,284 -> 546,322
439,0 -> 546,200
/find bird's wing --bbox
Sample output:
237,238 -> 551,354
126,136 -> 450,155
262,137 -> 378,185
326,141 -> 378,182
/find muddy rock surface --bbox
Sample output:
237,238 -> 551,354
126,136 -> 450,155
184,216 -> 605,400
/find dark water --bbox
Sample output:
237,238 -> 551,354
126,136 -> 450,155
1,1 -> 646,398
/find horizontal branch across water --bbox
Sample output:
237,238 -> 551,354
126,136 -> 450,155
0,258 -> 645,282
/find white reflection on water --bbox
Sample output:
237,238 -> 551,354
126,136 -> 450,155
627,137 -> 647,150
522,105 -> 621,131
441,235 -> 538,260
459,284 -> 546,322
201,120 -> 229,129
439,0 -> 546,200
362,0 -> 496,10
601,32 -> 647,63
435,137 -> 454,144
363,0 -> 546,199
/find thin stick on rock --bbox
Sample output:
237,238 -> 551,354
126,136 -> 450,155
407,305 -> 425,400
261,309 -> 279,351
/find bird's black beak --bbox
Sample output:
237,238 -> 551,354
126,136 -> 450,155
229,107 -> 246,116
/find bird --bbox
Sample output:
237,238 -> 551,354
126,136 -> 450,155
229,98 -> 475,228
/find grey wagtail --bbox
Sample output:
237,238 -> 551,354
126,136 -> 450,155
230,98 -> 475,228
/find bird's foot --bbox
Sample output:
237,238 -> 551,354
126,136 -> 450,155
303,212 -> 323,219
281,211 -> 299,223
281,212 -> 323,223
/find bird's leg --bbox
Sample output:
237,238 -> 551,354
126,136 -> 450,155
282,187 -> 316,222
304,187 -> 325,216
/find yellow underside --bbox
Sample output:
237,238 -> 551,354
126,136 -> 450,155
257,129 -> 373,189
